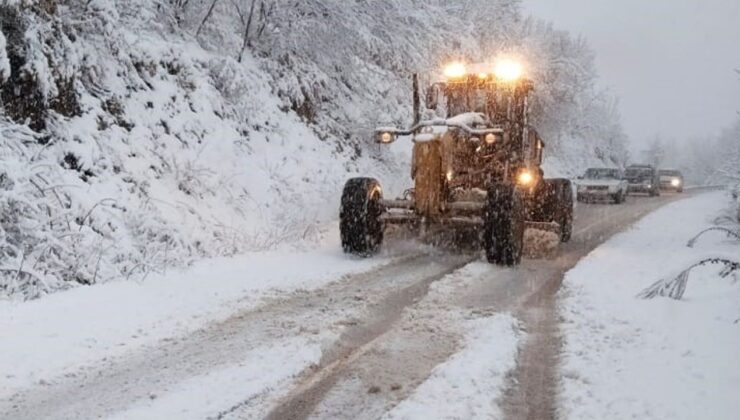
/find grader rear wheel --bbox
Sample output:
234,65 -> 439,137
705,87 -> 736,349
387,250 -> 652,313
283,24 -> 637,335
340,178 -> 384,256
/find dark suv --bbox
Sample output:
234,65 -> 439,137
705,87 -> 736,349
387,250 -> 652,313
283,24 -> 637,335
625,164 -> 661,196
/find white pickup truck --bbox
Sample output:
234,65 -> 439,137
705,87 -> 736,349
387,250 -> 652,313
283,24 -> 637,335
576,168 -> 629,204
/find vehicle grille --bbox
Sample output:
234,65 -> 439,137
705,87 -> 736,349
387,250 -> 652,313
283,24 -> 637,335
587,186 -> 609,191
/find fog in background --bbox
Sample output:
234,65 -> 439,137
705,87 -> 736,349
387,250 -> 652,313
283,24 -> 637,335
524,0 -> 740,158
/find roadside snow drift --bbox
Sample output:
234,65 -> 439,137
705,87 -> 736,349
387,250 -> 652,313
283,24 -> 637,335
559,191 -> 740,420
0,230 -> 395,399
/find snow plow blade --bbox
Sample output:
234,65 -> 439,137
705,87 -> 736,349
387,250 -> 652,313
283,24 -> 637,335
523,221 -> 561,259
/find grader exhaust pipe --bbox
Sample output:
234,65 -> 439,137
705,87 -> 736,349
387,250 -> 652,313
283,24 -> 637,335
412,73 -> 421,125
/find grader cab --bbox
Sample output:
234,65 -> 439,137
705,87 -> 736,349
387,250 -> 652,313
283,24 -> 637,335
340,59 -> 573,265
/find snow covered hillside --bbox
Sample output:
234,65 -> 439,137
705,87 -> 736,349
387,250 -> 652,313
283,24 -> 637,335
0,0 -> 627,298
559,191 -> 740,420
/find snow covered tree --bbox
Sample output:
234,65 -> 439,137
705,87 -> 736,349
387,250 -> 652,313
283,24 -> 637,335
643,135 -> 667,167
0,28 -> 9,85
0,0 -> 629,298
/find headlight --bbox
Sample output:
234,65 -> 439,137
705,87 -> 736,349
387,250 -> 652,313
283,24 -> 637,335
443,62 -> 467,79
517,169 -> 534,186
446,170 -> 454,181
484,133 -> 497,144
376,131 -> 396,144
671,178 -> 681,187
493,58 -> 523,82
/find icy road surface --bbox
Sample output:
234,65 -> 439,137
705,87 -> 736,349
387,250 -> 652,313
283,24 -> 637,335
1,191 -> 708,419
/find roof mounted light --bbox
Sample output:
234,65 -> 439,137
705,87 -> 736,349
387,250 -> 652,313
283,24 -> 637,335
493,58 -> 523,82
443,62 -> 467,79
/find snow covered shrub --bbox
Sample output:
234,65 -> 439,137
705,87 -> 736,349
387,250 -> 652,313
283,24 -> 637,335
638,258 -> 739,300
640,199 -> 740,301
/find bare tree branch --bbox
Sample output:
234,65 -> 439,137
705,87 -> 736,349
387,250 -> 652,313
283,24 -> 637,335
196,0 -> 220,37
238,0 -> 257,62
687,226 -> 740,248
638,257 -> 740,300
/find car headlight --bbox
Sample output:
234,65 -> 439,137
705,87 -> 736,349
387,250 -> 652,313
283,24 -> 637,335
671,178 -> 681,187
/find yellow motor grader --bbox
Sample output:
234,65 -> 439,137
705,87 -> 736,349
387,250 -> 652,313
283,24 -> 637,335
340,59 -> 573,265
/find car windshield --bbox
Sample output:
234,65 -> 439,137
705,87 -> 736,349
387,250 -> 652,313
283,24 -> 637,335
584,168 -> 620,179
625,168 -> 652,181
659,170 -> 680,177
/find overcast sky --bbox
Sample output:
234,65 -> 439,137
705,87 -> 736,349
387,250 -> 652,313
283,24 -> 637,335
524,0 -> 740,151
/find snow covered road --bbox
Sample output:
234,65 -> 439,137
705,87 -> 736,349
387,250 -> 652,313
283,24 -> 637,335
1,191 -> 711,419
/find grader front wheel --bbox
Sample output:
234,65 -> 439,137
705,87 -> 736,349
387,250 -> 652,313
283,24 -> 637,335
484,183 -> 525,266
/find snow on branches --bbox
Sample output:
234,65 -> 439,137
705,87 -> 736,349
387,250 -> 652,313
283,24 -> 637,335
638,257 -> 740,300
0,28 -> 9,84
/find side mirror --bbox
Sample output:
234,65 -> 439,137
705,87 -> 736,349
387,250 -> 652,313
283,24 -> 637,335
426,83 -> 441,110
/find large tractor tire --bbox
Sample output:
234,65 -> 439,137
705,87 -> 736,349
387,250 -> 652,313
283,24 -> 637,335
483,183 -> 525,266
533,178 -> 574,243
340,178 -> 384,256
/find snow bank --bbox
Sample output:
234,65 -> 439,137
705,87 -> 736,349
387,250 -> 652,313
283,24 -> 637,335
559,191 -> 740,420
0,229 -> 395,398
383,313 -> 521,420
0,2 -> 404,299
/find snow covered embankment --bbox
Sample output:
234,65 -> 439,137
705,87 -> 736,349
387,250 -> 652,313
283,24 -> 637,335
559,191 -> 740,420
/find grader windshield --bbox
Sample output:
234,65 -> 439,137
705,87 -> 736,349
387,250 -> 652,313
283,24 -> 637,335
438,60 -> 531,127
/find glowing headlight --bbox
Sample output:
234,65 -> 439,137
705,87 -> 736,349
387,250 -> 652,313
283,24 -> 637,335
485,133 -> 497,144
493,58 -> 523,82
517,170 -> 534,186
446,170 -> 454,181
443,62 -> 467,79
671,178 -> 681,187
376,131 -> 396,144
